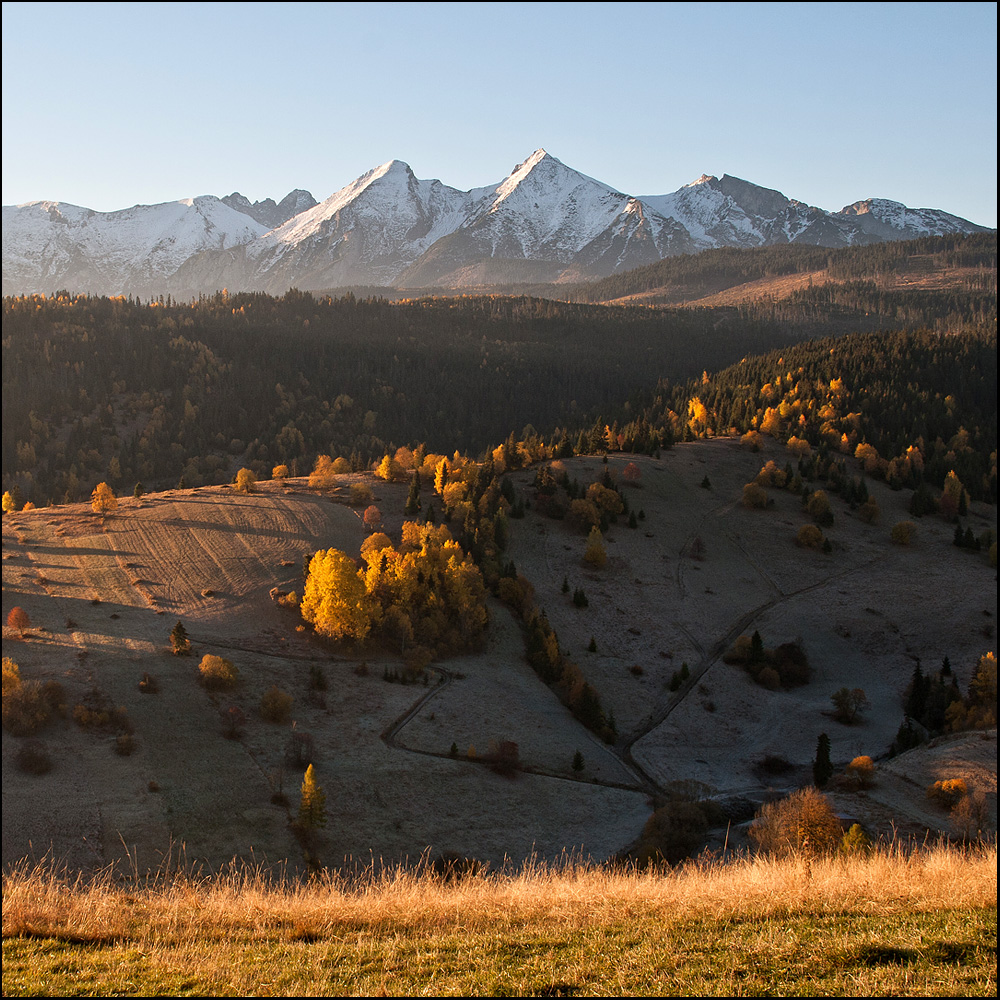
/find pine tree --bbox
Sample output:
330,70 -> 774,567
169,621 -> 191,656
405,472 -> 422,514
299,764 -> 326,829
813,732 -> 833,787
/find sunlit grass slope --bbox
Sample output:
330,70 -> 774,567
3,844 -> 996,997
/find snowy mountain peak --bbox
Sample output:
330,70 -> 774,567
491,149 -> 557,201
3,151 -> 988,297
222,189 -> 318,229
839,197 -> 905,217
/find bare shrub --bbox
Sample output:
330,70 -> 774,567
16,739 -> 52,775
831,687 -> 870,724
138,673 -> 159,694
430,852 -> 483,881
260,686 -> 293,723
635,800 -> 712,866
749,787 -> 842,858
3,660 -> 61,736
285,731 -> 316,768
857,497 -> 880,524
221,706 -> 246,740
757,666 -> 781,690
486,740 -> 520,778
952,788 -> 991,840
891,520 -> 916,545
754,755 -> 793,779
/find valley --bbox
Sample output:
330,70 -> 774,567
3,439 -> 995,874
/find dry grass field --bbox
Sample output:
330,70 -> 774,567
2,843 -> 996,996
2,439 -> 996,878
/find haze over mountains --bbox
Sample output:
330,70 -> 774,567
2,149 -> 989,298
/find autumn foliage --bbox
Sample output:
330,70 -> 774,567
91,482 -> 117,515
301,522 -> 487,662
7,607 -> 31,636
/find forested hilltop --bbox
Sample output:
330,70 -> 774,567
607,328 -> 997,503
563,232 -> 997,305
2,234 -> 996,507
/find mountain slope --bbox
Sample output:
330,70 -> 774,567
3,152 -> 990,297
2,197 -> 269,297
399,150 -> 696,286
221,189 -> 318,229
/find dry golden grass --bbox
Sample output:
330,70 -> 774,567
3,844 -> 995,996
4,843 -> 995,941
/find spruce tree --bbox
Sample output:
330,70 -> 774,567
813,732 -> 833,788
170,621 -> 191,656
405,472 -> 422,514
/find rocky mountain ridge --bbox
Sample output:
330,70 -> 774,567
3,150 -> 989,297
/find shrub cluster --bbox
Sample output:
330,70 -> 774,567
72,689 -> 132,735
2,659 -> 64,736
723,633 -> 810,689
198,655 -> 239,691
260,686 -> 293,723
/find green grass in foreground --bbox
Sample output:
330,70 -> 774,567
4,908 -> 996,996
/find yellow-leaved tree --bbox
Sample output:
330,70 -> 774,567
91,482 -> 118,515
300,549 -> 375,643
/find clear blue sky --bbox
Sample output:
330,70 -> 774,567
2,1 -> 996,226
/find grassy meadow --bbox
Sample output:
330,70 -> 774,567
2,843 -> 996,997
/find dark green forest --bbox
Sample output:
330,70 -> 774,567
2,234 -> 996,508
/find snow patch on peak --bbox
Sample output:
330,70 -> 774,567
839,197 -> 905,218
519,148 -> 551,170
492,149 -> 556,201
686,174 -> 718,188
377,158 -> 415,178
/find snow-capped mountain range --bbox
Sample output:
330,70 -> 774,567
3,150 -> 989,297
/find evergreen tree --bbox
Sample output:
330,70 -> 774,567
905,661 -> 929,721
813,732 -> 833,788
169,621 -> 191,656
405,471 -> 422,514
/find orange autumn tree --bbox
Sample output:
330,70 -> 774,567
6,607 -> 31,637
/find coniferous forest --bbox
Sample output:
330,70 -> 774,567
2,234 -> 996,509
